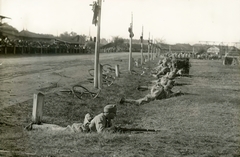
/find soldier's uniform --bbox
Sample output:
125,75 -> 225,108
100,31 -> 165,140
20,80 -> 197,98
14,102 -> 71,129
154,67 -> 171,78
164,68 -> 178,80
153,57 -> 173,78
65,113 -> 93,133
89,113 -> 112,133
121,80 -> 181,105
122,84 -> 165,105
89,104 -> 116,133
31,113 -> 93,133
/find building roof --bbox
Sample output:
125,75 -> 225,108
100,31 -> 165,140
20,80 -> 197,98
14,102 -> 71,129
227,46 -> 240,56
0,15 -> 11,24
0,23 -> 19,38
0,15 -> 11,20
0,23 -> 18,32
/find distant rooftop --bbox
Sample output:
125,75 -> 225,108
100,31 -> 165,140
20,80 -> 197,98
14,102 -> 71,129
0,15 -> 11,24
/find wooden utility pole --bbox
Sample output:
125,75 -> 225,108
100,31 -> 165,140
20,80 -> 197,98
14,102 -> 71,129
159,45 -> 161,57
154,42 -> 157,58
151,36 -> 154,60
128,13 -> 133,71
148,32 -> 150,62
140,26 -> 144,65
93,0 -> 102,88
98,64 -> 103,89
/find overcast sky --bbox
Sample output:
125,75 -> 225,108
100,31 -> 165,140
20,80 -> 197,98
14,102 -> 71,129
1,0 -> 240,45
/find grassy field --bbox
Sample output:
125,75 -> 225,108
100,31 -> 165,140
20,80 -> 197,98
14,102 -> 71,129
0,54 -> 240,157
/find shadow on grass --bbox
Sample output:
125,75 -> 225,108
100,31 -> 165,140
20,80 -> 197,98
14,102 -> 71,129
165,92 -> 200,100
174,83 -> 191,86
181,92 -> 199,96
178,74 -> 193,78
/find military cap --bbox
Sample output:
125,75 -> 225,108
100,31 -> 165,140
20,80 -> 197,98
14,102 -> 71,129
104,104 -> 117,114
166,80 -> 175,86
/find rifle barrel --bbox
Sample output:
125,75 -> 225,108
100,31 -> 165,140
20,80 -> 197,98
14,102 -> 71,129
120,128 -> 160,132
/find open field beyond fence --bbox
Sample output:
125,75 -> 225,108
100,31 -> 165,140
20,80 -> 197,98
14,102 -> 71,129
0,53 -> 240,157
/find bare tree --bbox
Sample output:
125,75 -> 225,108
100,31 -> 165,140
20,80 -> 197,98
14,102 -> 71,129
112,36 -> 124,52
155,37 -> 166,44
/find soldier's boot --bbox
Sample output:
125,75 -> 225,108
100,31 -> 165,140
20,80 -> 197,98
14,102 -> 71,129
119,97 -> 125,104
136,85 -> 149,91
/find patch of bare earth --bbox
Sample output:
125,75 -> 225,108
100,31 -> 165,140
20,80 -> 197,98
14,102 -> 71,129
0,54 -> 239,157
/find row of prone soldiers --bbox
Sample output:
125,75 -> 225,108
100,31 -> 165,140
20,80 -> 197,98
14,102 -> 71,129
119,57 -> 184,105
62,57 -> 186,133
32,57 -> 187,133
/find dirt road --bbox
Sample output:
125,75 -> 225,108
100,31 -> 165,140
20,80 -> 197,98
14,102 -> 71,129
0,53 -> 133,110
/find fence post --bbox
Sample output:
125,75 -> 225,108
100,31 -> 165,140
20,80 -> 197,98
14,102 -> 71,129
21,46 -> 23,54
40,47 -> 43,54
32,92 -> 44,124
5,47 -> 7,54
115,65 -> 120,77
28,46 -> 30,54
13,46 -> 16,55
223,57 -> 226,65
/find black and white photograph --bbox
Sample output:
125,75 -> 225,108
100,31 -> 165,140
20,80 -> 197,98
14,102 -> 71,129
0,0 -> 239,156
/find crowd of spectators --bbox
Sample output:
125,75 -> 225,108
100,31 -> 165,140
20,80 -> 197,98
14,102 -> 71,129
0,36 -> 90,55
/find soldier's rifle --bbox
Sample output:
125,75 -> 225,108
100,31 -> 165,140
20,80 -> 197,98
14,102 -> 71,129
115,127 -> 161,133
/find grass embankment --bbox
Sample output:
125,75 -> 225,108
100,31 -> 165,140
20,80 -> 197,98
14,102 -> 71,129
0,58 -> 240,157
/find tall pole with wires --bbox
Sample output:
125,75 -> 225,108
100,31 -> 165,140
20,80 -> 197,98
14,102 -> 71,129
91,0 -> 102,88
151,36 -> 154,60
140,26 -> 144,65
148,32 -> 150,62
128,13 -> 134,72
